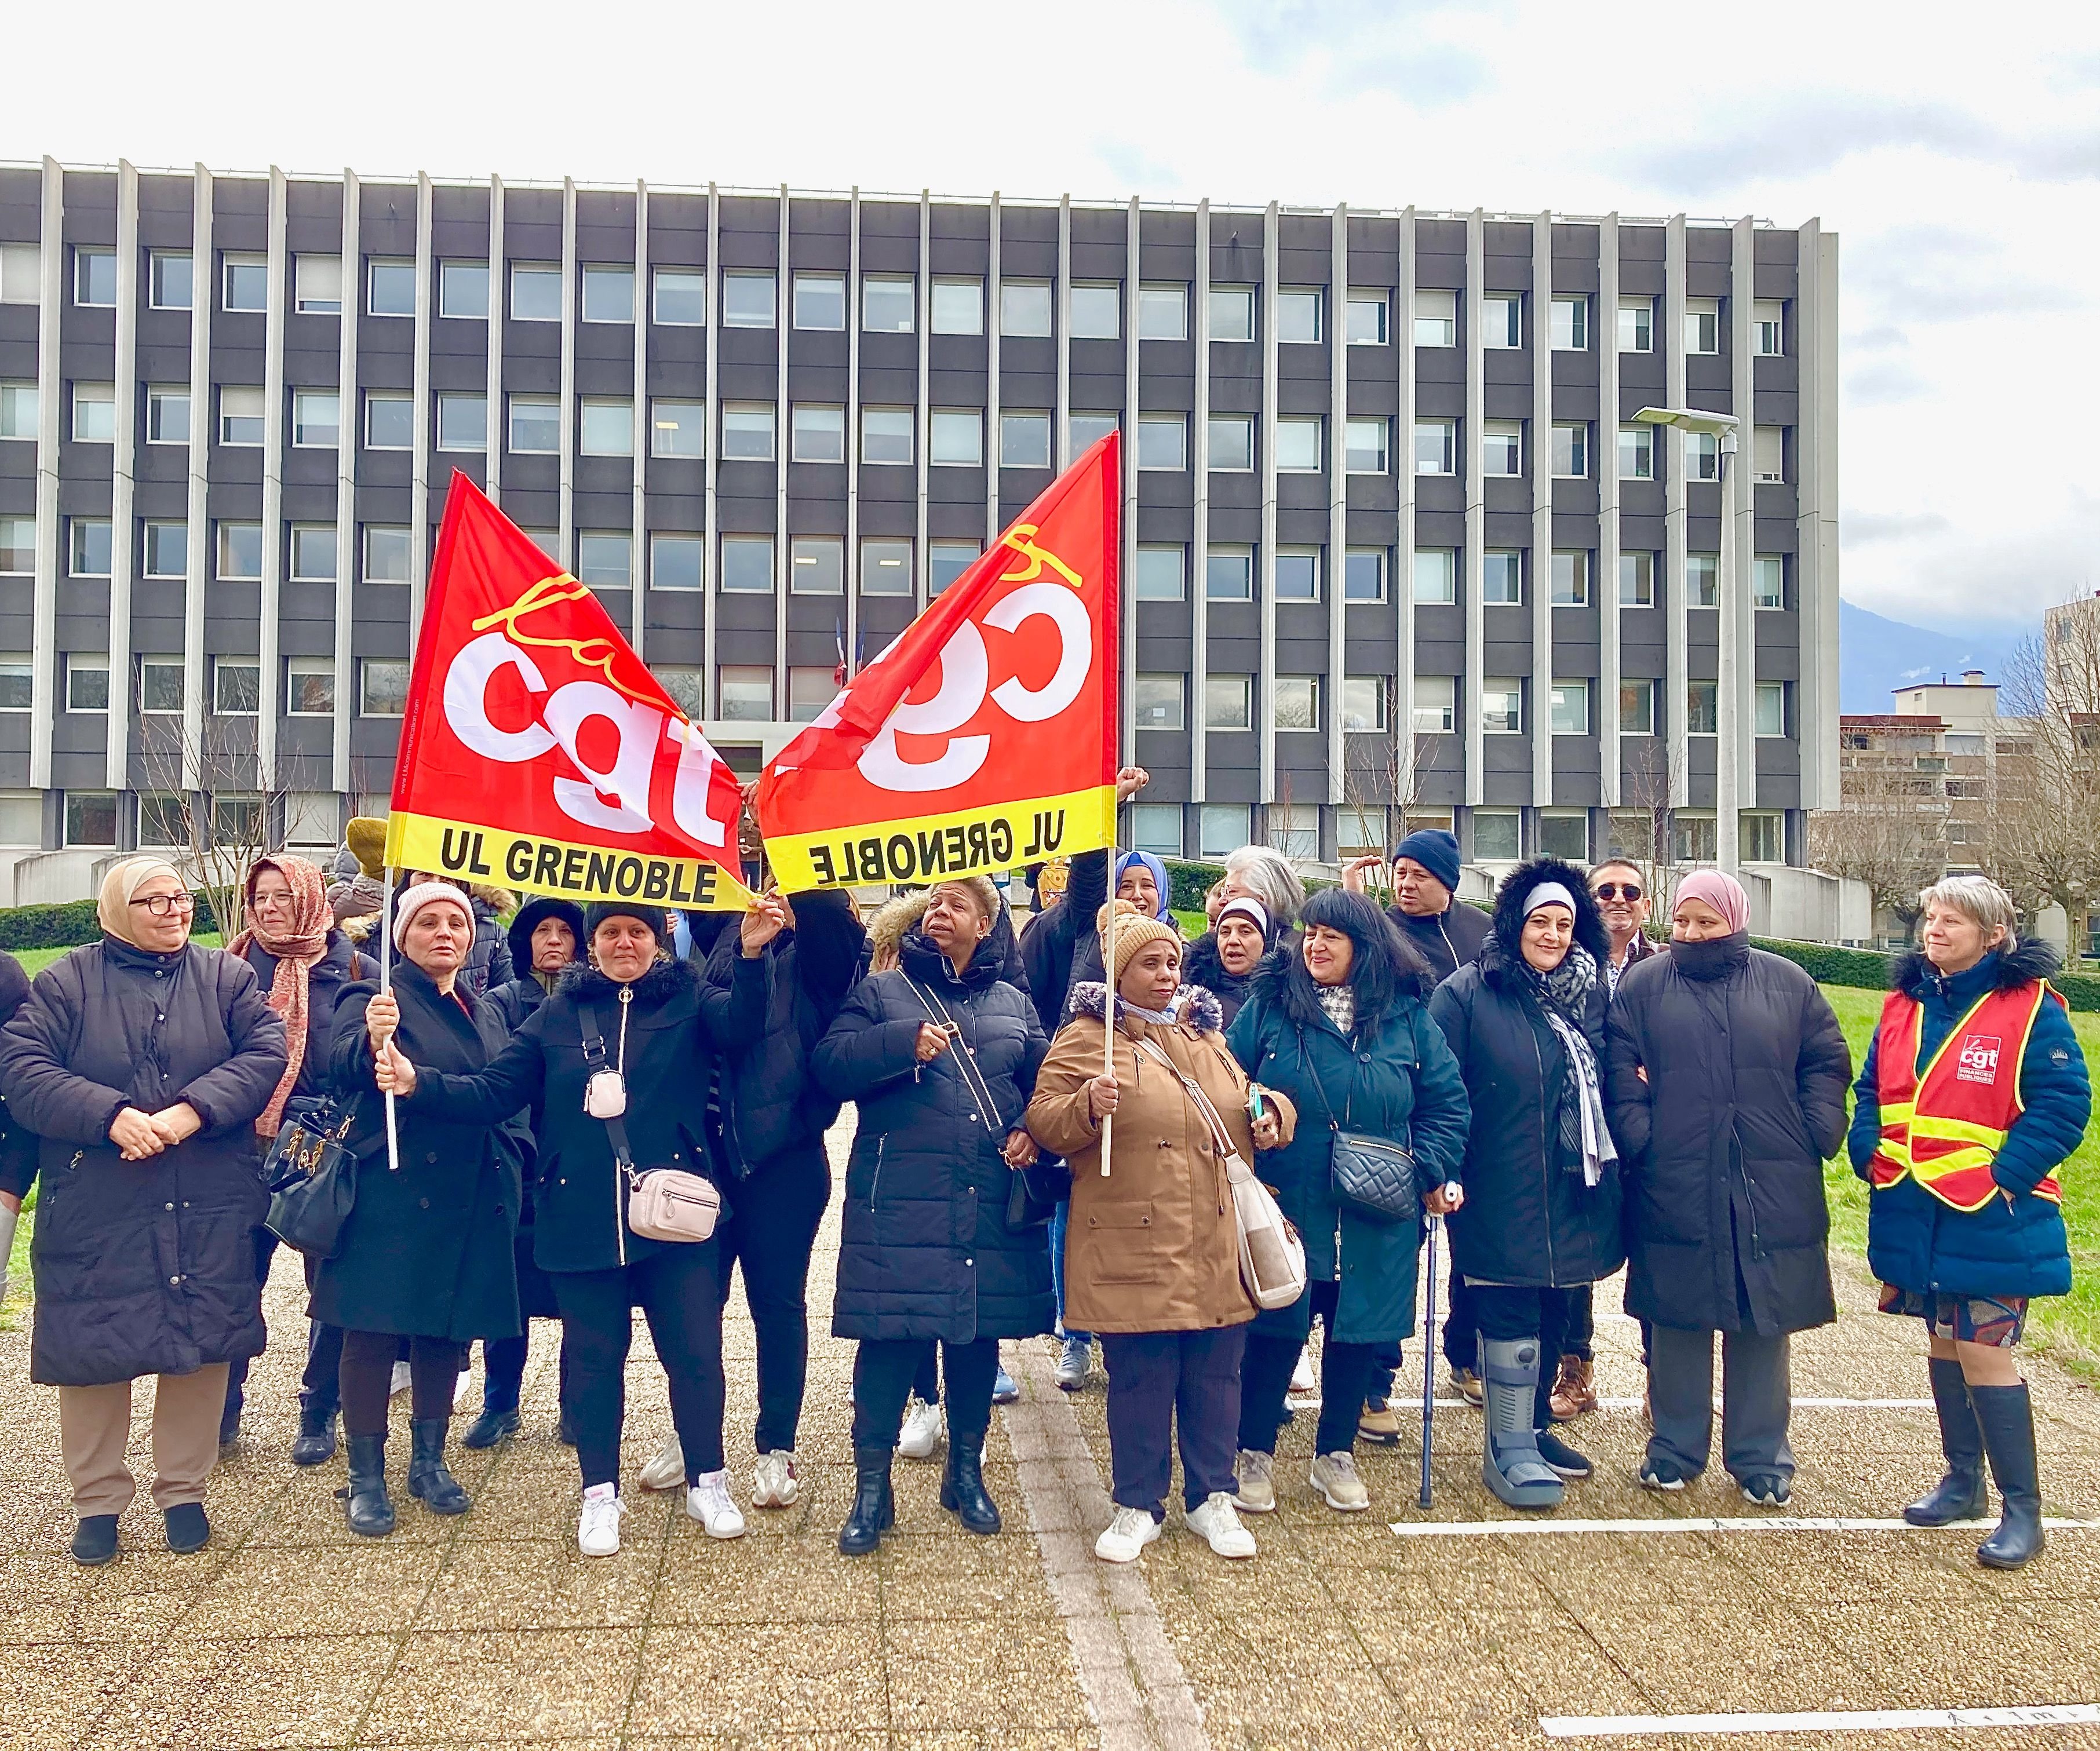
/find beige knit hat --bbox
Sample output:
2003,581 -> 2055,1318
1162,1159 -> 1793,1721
1096,899 -> 1182,984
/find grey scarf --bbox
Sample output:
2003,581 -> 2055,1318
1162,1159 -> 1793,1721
1521,944 -> 1616,1186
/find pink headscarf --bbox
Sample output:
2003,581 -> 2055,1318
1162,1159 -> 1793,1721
1674,869 -> 1748,935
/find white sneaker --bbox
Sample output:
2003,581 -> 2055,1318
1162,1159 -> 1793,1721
752,1450 -> 799,1509
453,1367 -> 472,1411
1310,1450 -> 1370,1512
578,1484 -> 624,1557
686,1469 -> 746,1539
389,1360 -> 412,1398
1187,1492 -> 1257,1559
1288,1348 -> 1317,1396
1094,1505 -> 1161,1563
898,1398 -> 944,1461
1231,1449 -> 1276,1513
639,1435 -> 686,1492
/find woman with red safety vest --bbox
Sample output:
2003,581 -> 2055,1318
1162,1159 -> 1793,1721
1850,875 -> 2091,1571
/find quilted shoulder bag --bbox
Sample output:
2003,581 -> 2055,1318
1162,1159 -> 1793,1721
1295,1027 -> 1419,1227
578,997 -> 720,1243
264,1096 -> 362,1258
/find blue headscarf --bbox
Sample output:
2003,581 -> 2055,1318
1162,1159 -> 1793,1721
1114,851 -> 1173,922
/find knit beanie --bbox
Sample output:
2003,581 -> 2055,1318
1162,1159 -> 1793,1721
393,880 -> 474,949
585,900 -> 667,942
1390,827 -> 1462,893
1097,898 -> 1182,984
345,815 -> 388,879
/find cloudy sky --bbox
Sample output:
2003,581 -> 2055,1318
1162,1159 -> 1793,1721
9,0 -> 2097,641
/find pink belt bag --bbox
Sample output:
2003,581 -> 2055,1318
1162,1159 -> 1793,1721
579,997 -> 720,1244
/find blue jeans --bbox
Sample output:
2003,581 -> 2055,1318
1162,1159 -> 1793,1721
1049,1201 -> 1092,1345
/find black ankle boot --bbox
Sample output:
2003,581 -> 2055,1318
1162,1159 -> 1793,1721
940,1436 -> 1000,1534
1906,1358 -> 1988,1527
1972,1382 -> 2045,1570
838,1446 -> 895,1556
461,1406 -> 520,1451
290,1403 -> 339,1468
407,1418 -> 471,1515
339,1434 -> 395,1537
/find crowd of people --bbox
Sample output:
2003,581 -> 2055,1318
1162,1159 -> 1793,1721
0,776 -> 2086,1578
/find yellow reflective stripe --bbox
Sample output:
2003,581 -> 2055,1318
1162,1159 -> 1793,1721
1913,1146 -> 1996,1177
1882,1101 -> 1915,1124
1912,1115 -> 2010,1148
1913,990 -> 1999,1088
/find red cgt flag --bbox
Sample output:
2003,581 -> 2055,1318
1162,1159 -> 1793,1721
756,433 -> 1120,889
385,475 -> 752,909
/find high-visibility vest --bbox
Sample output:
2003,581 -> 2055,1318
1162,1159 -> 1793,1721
1869,980 -> 2063,1212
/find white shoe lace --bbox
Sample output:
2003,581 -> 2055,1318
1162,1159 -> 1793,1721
1099,1506 -> 1154,1556
1320,1451 -> 1361,1482
688,1472 -> 746,1535
578,1489 -> 624,1553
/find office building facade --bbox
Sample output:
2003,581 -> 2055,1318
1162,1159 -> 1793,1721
0,158 -> 1839,897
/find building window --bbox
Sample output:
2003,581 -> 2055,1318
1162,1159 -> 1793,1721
291,388 -> 339,449
1550,296 -> 1588,351
1209,286 -> 1255,342
581,264 -> 633,324
0,655 -> 30,711
1482,550 -> 1523,605
576,532 -> 631,588
436,393 -> 486,452
217,251 -> 273,312
1482,421 -> 1523,477
1742,810 -> 1784,863
213,794 -> 262,844
1344,548 -> 1387,603
1551,422 -> 1588,479
1685,430 -> 1719,482
1000,412 -> 1051,469
651,399 -> 705,459
0,381 -> 33,440
720,535 -> 774,594
360,659 -> 409,717
1135,545 -> 1185,601
1275,548 -> 1321,601
1270,804 -> 1321,859
1754,300 -> 1785,357
1551,550 -> 1589,606
718,666 -> 774,721
930,409 -> 983,467
723,271 -> 776,329
286,658 -> 336,716
650,533 -> 702,592
1345,417 -> 1388,474
70,518 -> 112,578
789,404 -> 844,465
1198,804 -> 1250,860
1276,290 -> 1322,344
1473,810 -> 1521,860
861,407 -> 911,464
1617,425 -> 1654,481
137,656 -> 185,714
1413,419 -> 1456,476
1687,680 -> 1719,735
1206,547 -> 1253,601
294,254 -> 341,315
1619,677 -> 1658,735
785,667 -> 836,724
70,382 -> 115,443
1275,677 -> 1321,731
1414,289 -> 1456,347
511,263 -> 560,321
64,791 -> 118,849
1070,411 -> 1118,453
862,276 -> 914,334
367,258 -> 415,318
1755,680 -> 1788,737
133,384 -> 189,449
579,398 -> 634,457
1617,297 -> 1653,353
213,659 -> 260,716
143,520 -> 186,579
1209,415 -> 1254,471
1685,298 -> 1722,355
1341,676 -> 1388,732
1675,811 -> 1717,863
1139,283 -> 1187,340
861,538 -> 912,596
1754,425 -> 1785,484
1753,554 -> 1786,609
363,391 -> 411,451
1482,293 -> 1522,349
1275,417 -> 1322,473
1482,678 -> 1523,734
1689,553 -> 1720,608
0,517 -> 31,575
1618,551 -> 1656,607
793,273 -> 845,331
150,250 -> 192,311
1347,292 -> 1390,345
931,278 -> 982,335
1204,674 -> 1252,730
1413,675 -> 1456,733
289,524 -> 336,582
438,260 -> 488,319
1000,282 -> 1052,338
723,403 -> 778,462
1539,811 -> 1589,859
217,385 -> 264,447
650,665 -> 702,720
929,541 -> 979,594
216,521 -> 262,581
1070,283 -> 1120,340
1136,415 -> 1186,471
790,536 -> 844,596
506,395 -> 557,454
1127,802 -> 1182,858
1133,673 -> 1184,731
1413,549 -> 1456,604
653,267 -> 706,325
364,526 -> 411,584
1550,679 -> 1591,735
66,655 -> 110,713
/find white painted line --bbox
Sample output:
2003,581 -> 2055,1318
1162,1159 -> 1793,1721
1540,1702 -> 2100,1738
1391,1515 -> 2100,1538
1314,1397 -> 1933,1411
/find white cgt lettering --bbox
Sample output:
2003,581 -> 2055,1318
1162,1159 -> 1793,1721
663,718 -> 730,847
984,582 -> 1090,723
857,621 -> 993,793
541,682 -> 661,834
443,632 -> 556,763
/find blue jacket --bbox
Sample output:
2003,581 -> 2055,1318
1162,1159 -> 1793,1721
1850,942 -> 2090,1300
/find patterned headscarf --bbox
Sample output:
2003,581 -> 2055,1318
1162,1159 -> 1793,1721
226,853 -> 331,1138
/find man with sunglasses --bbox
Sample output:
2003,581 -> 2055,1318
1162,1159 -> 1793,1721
1591,862 -> 1659,995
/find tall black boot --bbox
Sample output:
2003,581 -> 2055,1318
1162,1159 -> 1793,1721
338,1433 -> 395,1537
290,1400 -> 340,1468
1905,1358 -> 1988,1526
1972,1382 -> 2045,1570
407,1418 -> 472,1515
838,1446 -> 895,1556
940,1431 -> 1001,1534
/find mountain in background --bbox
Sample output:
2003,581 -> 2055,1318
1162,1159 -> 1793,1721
1839,600 -> 2016,714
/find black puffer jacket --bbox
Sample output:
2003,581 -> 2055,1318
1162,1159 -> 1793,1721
815,929 -> 1054,1344
1605,933 -> 1852,1334
1,939 -> 287,1385
1390,899 -> 1492,987
1019,848 -> 1108,1033
1428,859 -> 1624,1289
461,891 -> 515,1003
0,950 -> 39,1201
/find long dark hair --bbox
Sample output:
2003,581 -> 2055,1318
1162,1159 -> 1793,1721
1282,886 -> 1432,1026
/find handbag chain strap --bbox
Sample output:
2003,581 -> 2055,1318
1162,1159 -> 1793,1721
905,977 -> 1005,1134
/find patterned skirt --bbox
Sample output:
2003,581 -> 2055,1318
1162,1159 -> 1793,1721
1877,1283 -> 2028,1348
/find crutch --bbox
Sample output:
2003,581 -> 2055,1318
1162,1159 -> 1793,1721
1420,1212 -> 1442,1509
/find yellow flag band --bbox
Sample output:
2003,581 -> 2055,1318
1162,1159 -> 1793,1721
763,786 -> 1117,892
385,810 -> 756,911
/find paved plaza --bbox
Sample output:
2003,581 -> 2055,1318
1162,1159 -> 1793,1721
4,1114 -> 2099,1750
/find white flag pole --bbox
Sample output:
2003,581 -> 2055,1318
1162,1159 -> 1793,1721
378,867 -> 399,1172
1099,891 -> 1115,1177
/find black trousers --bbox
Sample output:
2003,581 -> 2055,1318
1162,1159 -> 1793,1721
480,1325 -> 570,1416
222,1227 -> 280,1424
717,1143 -> 832,1454
1443,1272 -> 1479,1371
1102,1326 -> 1247,1516
340,1331 -> 463,1437
1240,1281 -> 1384,1457
1559,1283 -> 1595,1363
553,1242 -> 727,1491
1470,1282 -> 1576,1431
852,1336 -> 999,1451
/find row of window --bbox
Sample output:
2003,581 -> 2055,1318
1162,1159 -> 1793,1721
2,242 -> 1789,360
27,651 -> 407,720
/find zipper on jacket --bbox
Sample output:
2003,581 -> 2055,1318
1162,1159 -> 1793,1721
1530,1027 -> 1558,1286
869,1136 -> 886,1210
613,987 -> 631,1266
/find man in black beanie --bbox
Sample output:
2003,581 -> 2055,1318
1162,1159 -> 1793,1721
1343,827 -> 1490,986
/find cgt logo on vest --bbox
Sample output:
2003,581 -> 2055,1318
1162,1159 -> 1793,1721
1955,1034 -> 2003,1086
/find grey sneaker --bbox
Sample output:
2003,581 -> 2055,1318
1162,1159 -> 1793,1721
1054,1337 -> 1091,1392
1231,1449 -> 1276,1513
1310,1450 -> 1370,1512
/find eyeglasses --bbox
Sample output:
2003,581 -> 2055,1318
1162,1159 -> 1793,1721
1593,882 -> 1643,902
130,893 -> 197,917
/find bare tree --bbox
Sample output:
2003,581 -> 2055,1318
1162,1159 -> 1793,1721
1340,679 -> 1445,903
1989,608 -> 2100,942
1807,776 -> 1944,947
1612,738 -> 1679,912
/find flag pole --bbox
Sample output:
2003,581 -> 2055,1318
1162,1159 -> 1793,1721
378,867 -> 399,1172
1099,890 -> 1114,1177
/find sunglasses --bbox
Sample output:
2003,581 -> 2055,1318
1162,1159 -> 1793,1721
1593,882 -> 1644,902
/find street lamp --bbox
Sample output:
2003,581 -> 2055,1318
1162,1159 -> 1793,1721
1632,407 -> 1744,874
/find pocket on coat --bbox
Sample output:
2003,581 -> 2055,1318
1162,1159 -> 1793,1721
1080,1201 -> 1164,1284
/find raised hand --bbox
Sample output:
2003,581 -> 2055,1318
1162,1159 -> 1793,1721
741,894 -> 789,957
1114,766 -> 1151,802
1340,853 -> 1386,895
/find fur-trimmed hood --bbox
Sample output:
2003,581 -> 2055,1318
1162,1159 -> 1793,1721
1894,937 -> 2060,1002
507,895 -> 586,972
556,950 -> 698,1009
866,889 -> 933,969
1485,856 -> 1611,986
1066,979 -> 1225,1035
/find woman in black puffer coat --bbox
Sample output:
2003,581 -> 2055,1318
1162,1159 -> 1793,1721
814,875 -> 1054,1555
1428,859 -> 1623,1511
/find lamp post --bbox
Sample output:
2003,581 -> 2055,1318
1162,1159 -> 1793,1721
1634,406 -> 1742,873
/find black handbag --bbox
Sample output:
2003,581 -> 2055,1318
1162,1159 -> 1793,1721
1295,1028 -> 1418,1226
264,1097 -> 362,1258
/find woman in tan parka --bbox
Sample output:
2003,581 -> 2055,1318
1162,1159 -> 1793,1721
1028,902 -> 1293,1566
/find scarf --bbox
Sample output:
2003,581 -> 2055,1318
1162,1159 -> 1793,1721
96,855 -> 183,947
224,854 -> 330,1138
1519,943 -> 1616,1187
1314,982 -> 1356,1038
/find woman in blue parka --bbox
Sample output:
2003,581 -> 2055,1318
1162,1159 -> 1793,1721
1850,875 -> 2090,1571
1224,888 -> 1469,1518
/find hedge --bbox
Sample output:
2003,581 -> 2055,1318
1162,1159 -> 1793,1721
0,890 -> 228,952
1752,936 -> 2100,1012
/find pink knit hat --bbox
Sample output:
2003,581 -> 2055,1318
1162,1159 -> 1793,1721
1673,869 -> 1748,935
393,879 -> 474,950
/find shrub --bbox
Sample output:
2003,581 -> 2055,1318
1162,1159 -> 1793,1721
1165,861 -> 1226,915
0,889 -> 225,953
1752,936 -> 2100,1012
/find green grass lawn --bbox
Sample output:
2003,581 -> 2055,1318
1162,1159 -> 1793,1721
12,931 -> 221,978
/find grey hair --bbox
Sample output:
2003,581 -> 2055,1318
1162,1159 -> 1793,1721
1225,845 -> 1306,925
1917,874 -> 2018,944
